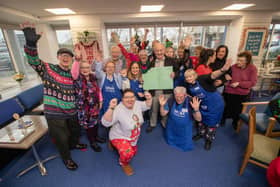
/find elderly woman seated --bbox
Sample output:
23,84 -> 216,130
159,86 -> 201,151
101,89 -> 152,176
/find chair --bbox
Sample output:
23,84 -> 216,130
239,107 -> 280,175
236,93 -> 280,137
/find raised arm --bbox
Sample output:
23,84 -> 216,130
71,61 -> 80,80
101,98 -> 118,127
140,29 -> 149,49
112,32 -> 132,67
94,60 -> 106,80
190,97 -> 202,122
211,58 -> 232,80
20,22 -> 46,77
159,95 -> 169,117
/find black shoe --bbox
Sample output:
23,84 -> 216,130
220,118 -> 226,127
71,143 -> 87,150
91,142 -> 102,152
63,159 -> 78,170
192,134 -> 203,141
232,122 -> 237,130
146,126 -> 154,133
204,140 -> 212,151
96,136 -> 106,144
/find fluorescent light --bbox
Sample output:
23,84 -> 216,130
45,8 -> 76,15
223,4 -> 255,10
140,5 -> 164,12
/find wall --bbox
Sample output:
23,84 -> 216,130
68,15 -> 107,58
225,17 -> 244,63
36,24 -> 59,63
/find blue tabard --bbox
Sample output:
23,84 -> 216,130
130,79 -> 144,101
187,81 -> 224,127
165,98 -> 193,151
100,76 -> 122,117
174,65 -> 185,87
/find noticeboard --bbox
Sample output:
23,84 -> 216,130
239,27 -> 268,57
245,31 -> 264,56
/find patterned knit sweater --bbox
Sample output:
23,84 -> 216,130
25,46 -> 77,119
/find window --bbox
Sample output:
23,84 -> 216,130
182,26 -> 204,46
203,26 -> 226,49
264,24 -> 280,60
55,30 -> 73,50
182,26 -> 226,48
0,29 -> 14,74
105,22 -> 227,56
159,27 -> 180,48
106,28 -> 130,49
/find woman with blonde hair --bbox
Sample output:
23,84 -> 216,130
72,60 -> 104,152
184,59 -> 231,150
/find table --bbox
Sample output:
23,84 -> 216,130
0,116 -> 58,178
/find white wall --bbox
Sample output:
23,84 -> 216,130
68,15 -> 106,57
36,24 -> 59,63
225,17 -> 244,63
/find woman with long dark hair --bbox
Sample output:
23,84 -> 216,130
195,48 -> 215,76
210,45 -> 231,93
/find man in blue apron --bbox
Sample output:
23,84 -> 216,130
159,87 -> 202,151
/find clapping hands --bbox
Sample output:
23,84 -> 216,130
190,97 -> 201,111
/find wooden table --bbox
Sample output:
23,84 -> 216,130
0,116 -> 58,178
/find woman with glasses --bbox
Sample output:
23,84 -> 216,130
71,61 -> 103,152
101,89 -> 152,176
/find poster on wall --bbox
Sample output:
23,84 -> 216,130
239,27 -> 268,56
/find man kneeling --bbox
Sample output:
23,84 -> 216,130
159,87 -> 201,151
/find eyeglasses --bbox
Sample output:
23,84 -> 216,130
123,96 -> 135,99
59,54 -> 72,58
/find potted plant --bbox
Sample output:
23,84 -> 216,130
13,72 -> 25,85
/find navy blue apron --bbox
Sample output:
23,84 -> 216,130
130,79 -> 144,101
100,76 -> 122,117
174,65 -> 185,87
188,81 -> 224,127
165,98 -> 193,151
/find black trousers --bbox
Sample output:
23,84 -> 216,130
223,93 -> 250,125
46,115 -> 80,160
86,125 -> 98,144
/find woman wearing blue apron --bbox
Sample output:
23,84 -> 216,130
100,75 -> 122,116
95,60 -> 123,140
126,62 -> 145,101
129,79 -> 144,101
184,59 -> 231,150
159,87 -> 202,151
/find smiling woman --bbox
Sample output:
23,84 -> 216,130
101,89 -> 152,176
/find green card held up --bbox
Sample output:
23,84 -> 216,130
143,66 -> 173,90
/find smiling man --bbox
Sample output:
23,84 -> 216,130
21,22 -> 87,171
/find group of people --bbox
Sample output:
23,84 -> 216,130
21,22 -> 258,176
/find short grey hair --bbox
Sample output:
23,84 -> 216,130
174,86 -> 186,95
111,45 -> 121,52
